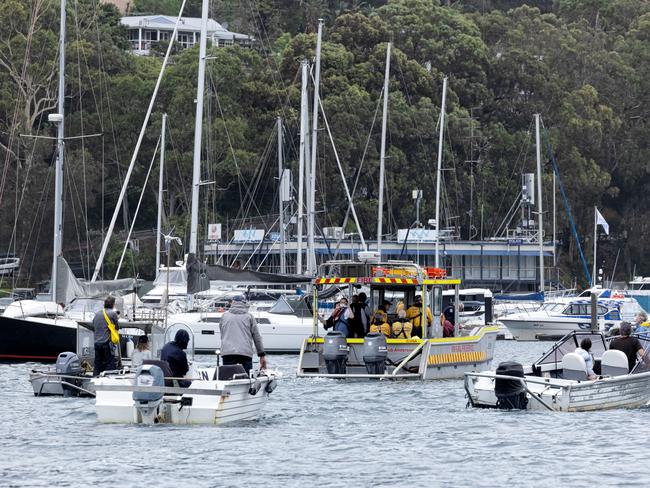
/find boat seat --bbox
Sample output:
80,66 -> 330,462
214,364 -> 247,381
601,349 -> 629,377
562,352 -> 588,381
142,359 -> 176,386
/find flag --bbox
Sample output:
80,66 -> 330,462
596,208 -> 609,235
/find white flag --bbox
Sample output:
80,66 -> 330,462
596,208 -> 609,235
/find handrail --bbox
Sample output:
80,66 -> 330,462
391,341 -> 426,376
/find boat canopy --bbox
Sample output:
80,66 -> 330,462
314,261 -> 459,287
55,257 -> 135,304
186,253 -> 311,294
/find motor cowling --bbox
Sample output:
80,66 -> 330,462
133,364 -> 165,403
56,352 -> 83,397
322,331 -> 349,375
494,361 -> 528,410
362,333 -> 388,375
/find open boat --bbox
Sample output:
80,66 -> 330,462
92,363 -> 279,425
296,259 -> 498,380
464,331 -> 650,411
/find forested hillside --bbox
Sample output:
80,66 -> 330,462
1,0 -> 649,286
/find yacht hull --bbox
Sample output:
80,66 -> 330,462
0,316 -> 77,362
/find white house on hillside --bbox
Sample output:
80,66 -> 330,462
120,15 -> 252,55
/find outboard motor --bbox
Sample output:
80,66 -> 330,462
362,333 -> 388,375
494,361 -> 528,410
55,352 -> 82,397
322,331 -> 349,375
133,364 -> 165,424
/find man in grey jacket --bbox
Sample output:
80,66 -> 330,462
93,295 -> 120,375
220,296 -> 266,373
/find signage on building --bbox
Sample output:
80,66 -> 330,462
233,229 -> 264,243
397,228 -> 437,243
207,223 -> 222,241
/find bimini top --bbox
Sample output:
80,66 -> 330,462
314,261 -> 460,286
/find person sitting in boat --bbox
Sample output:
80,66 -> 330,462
391,309 -> 413,339
93,295 -> 120,376
349,293 -> 370,338
220,295 -> 267,374
610,322 -> 648,373
633,311 -> 650,334
406,295 -> 432,338
441,313 -> 454,338
131,335 -> 152,369
161,329 -> 191,387
321,296 -> 355,337
369,300 -> 391,337
574,338 -> 597,380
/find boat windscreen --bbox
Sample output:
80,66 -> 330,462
631,334 -> 650,374
535,332 -> 608,367
153,269 -> 187,286
268,297 -> 295,315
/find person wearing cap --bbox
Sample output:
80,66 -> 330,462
131,335 -> 152,369
610,322 -> 647,372
406,295 -> 432,338
220,296 -> 267,373
161,329 -> 191,386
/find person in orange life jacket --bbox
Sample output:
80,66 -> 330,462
369,300 -> 392,336
321,296 -> 355,338
92,295 -> 119,376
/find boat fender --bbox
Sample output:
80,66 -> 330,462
265,378 -> 277,394
248,378 -> 262,396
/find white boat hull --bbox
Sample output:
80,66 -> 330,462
93,369 -> 275,425
501,317 -> 599,341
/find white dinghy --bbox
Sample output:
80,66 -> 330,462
93,361 -> 279,425
464,331 -> 650,412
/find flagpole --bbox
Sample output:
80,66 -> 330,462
592,206 -> 597,287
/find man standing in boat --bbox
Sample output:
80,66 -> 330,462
93,296 -> 120,375
220,296 -> 267,373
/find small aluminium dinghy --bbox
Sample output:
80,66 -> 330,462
464,331 -> 650,412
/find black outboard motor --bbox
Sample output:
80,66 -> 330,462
133,364 -> 165,424
494,361 -> 528,410
362,333 -> 388,375
322,331 -> 349,374
55,352 -> 82,397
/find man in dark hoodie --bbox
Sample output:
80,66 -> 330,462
161,329 -> 191,386
220,296 -> 266,373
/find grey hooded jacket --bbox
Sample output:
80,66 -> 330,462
220,301 -> 265,358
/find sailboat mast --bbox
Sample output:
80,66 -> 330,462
376,42 -> 391,255
277,117 -> 286,274
592,206 -> 597,287
189,0 -> 209,256
434,76 -> 448,269
307,19 -> 323,276
296,60 -> 309,274
535,113 -> 544,293
156,113 -> 167,277
51,0 -> 66,301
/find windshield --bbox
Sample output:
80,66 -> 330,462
535,332 -> 608,367
153,269 -> 187,286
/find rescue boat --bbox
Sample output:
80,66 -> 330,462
296,259 -> 498,380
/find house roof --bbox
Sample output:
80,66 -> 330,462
120,15 -> 250,40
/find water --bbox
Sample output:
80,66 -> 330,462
1,341 -> 647,487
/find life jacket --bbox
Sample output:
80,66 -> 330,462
392,320 -> 412,339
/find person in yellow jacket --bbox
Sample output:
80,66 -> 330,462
392,309 -> 413,338
634,311 -> 650,333
406,295 -> 432,338
369,300 -> 391,337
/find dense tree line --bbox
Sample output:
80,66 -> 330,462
1,0 -> 649,287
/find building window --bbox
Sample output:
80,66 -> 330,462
177,32 -> 192,49
159,31 -> 170,41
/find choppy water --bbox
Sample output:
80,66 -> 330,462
1,341 -> 647,487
